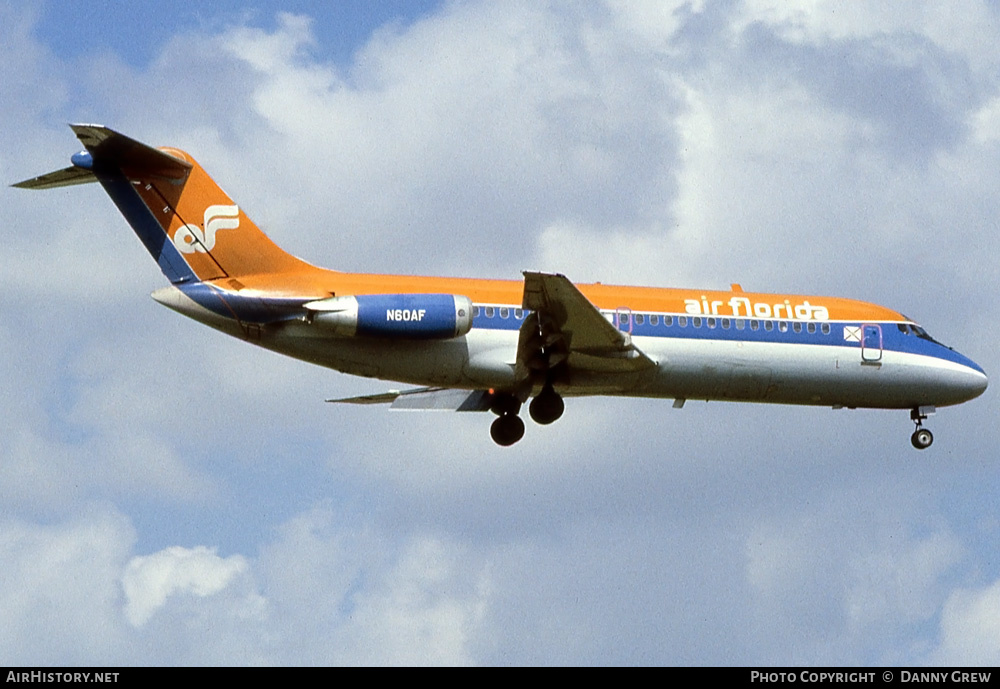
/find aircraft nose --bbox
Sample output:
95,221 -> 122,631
948,358 -> 988,403
964,366 -> 988,400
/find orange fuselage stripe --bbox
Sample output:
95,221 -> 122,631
216,269 -> 904,323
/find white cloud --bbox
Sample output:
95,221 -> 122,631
256,506 -> 489,665
745,493 -> 969,664
928,578 -> 1000,665
122,545 -> 254,626
328,536 -> 488,666
0,508 -> 133,665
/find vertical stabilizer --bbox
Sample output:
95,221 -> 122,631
16,125 -> 316,284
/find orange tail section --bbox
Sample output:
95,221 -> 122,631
19,125 -> 317,284
128,145 -> 313,281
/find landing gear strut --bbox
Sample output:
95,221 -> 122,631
910,407 -> 934,450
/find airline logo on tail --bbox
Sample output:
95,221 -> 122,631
173,205 -> 240,254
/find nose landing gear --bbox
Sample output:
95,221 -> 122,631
910,406 -> 935,450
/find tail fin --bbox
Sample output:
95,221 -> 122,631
14,124 -> 314,284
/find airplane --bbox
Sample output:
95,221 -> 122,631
14,125 -> 988,448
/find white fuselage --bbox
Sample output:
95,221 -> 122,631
154,286 -> 987,411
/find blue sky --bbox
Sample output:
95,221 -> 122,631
2,0 -> 1000,666
32,1 -> 442,67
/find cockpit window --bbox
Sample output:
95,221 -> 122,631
913,325 -> 943,344
900,320 -> 947,347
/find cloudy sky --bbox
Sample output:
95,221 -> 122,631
2,0 -> 999,666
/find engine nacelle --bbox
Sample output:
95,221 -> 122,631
304,293 -> 474,339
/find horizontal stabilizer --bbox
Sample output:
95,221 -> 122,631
327,387 -> 492,411
12,165 -> 96,189
12,124 -> 193,191
70,124 -> 192,181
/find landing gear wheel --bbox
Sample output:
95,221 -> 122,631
911,428 -> 933,450
529,388 -> 564,425
490,414 -> 525,446
909,407 -> 935,450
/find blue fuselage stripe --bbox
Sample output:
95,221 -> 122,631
469,305 -> 983,372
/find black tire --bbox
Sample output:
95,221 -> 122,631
911,428 -> 933,450
490,414 -> 525,446
529,389 -> 564,425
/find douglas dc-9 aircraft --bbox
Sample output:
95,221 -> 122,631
15,125 -> 988,448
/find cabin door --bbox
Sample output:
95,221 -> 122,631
861,324 -> 883,363
615,307 -> 633,334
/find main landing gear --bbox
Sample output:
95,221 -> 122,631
910,406 -> 935,450
490,413 -> 525,446
528,386 -> 564,425
489,386 -> 565,446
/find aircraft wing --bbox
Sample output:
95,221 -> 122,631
327,387 -> 493,411
519,271 -> 656,374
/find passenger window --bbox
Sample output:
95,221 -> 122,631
821,323 -> 831,335
764,321 -> 774,332
665,315 -> 674,326
635,314 -> 645,325
807,322 -> 816,334
707,317 -> 716,329
793,322 -> 802,333
514,308 -> 523,319
678,316 -> 687,327
473,306 -> 481,317
650,314 -> 659,326
735,319 -> 745,330
500,308 -> 509,319
485,307 -> 495,318
692,317 -> 702,328
750,320 -> 759,331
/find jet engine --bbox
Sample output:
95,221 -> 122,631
304,293 -> 474,339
